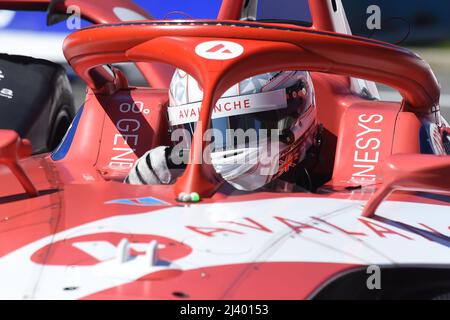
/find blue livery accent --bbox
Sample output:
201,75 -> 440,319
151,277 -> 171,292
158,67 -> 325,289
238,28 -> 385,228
419,123 -> 434,154
51,105 -> 84,161
375,216 -> 450,248
106,197 -> 170,206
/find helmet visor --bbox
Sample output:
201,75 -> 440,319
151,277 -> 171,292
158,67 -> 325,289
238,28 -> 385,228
168,80 -> 311,151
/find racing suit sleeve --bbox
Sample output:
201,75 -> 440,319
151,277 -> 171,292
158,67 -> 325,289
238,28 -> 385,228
124,146 -> 172,185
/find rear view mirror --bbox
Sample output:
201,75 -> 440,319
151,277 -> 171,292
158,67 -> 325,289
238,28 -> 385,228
0,130 -> 37,197
362,154 -> 450,217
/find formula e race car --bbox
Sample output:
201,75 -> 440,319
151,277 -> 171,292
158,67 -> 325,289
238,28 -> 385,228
0,0 -> 449,300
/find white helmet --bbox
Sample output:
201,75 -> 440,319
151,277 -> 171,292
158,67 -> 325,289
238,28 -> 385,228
168,69 -> 318,191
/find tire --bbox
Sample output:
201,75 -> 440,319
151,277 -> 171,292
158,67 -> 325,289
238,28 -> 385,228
0,54 -> 75,154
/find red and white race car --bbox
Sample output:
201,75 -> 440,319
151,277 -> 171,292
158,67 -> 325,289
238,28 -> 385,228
0,0 -> 449,300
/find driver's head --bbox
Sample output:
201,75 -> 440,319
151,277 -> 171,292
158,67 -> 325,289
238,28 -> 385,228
168,69 -> 318,191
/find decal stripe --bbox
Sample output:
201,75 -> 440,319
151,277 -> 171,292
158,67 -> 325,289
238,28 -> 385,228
374,216 -> 450,248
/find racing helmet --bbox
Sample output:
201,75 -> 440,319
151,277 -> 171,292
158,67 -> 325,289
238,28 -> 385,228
168,69 -> 318,191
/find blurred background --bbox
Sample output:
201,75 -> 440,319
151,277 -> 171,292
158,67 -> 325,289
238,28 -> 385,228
0,0 -> 449,119
343,0 -> 450,120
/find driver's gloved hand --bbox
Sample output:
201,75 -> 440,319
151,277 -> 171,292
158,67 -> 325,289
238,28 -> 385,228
124,146 -> 172,185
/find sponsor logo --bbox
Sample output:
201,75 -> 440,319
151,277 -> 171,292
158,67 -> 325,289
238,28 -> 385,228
168,89 -> 286,126
186,215 -> 418,240
108,101 -> 149,170
195,40 -> 244,60
351,113 -> 383,183
31,232 -> 191,266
